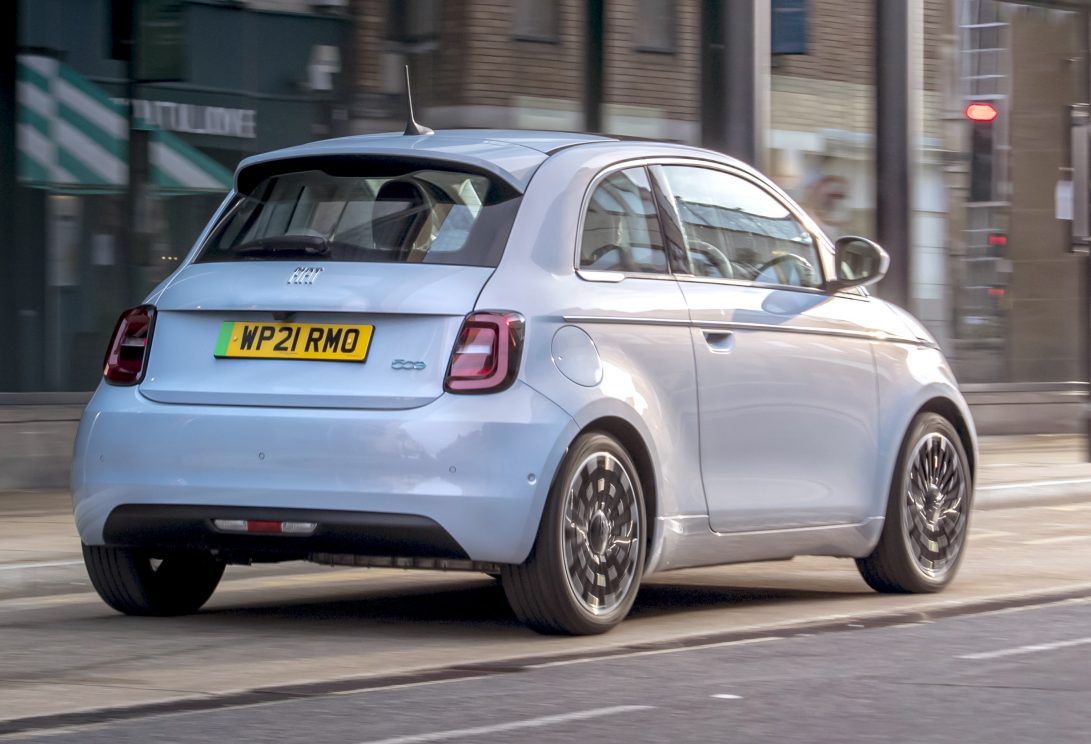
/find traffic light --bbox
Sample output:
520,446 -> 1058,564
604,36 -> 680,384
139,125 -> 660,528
966,102 -> 998,202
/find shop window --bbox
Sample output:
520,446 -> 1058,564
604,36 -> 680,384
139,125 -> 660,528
513,0 -> 558,42
634,0 -> 675,53
772,0 -> 807,55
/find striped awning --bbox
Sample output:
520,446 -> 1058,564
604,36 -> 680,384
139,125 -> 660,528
16,55 -> 232,193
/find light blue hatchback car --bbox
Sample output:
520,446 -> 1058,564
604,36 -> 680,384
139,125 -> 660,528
73,129 -> 976,635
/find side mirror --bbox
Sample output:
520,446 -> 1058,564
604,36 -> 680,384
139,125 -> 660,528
828,236 -> 889,292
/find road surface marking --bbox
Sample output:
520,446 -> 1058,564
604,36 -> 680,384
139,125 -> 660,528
0,559 -> 84,571
1022,535 -> 1091,545
356,705 -> 654,744
978,477 -> 1091,491
711,694 -> 742,700
528,635 -> 783,669
958,636 -> 1091,660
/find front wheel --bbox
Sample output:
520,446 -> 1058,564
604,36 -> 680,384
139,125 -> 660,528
856,413 -> 972,593
502,432 -> 647,635
83,544 -> 225,616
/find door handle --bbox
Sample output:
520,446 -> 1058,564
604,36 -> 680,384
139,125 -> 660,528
703,330 -> 735,353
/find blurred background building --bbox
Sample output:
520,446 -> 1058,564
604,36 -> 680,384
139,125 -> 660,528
1,1 -> 1090,461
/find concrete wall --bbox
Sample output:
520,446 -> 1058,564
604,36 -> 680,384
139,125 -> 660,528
1007,11 -> 1085,381
1,385 -> 1084,490
0,397 -> 85,490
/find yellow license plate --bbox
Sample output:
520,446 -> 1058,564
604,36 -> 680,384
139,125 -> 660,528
214,322 -> 373,362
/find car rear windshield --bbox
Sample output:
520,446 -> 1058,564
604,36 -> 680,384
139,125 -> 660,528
195,166 -> 520,267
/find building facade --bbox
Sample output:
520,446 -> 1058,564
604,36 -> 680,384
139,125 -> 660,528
7,0 -> 352,392
3,0 -> 1089,392
347,0 -> 1089,386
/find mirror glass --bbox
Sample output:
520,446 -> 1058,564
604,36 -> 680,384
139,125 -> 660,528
835,238 -> 883,283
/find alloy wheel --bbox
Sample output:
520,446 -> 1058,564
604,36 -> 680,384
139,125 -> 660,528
560,451 -> 642,615
902,431 -> 968,580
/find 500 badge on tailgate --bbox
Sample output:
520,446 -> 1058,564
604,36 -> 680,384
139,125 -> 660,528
214,321 -> 374,362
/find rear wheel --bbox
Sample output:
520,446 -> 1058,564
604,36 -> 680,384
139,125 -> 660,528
856,413 -> 972,593
82,543 -> 225,616
502,432 -> 646,635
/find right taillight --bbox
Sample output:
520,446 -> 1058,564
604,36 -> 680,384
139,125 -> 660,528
103,305 -> 157,385
444,311 -> 525,394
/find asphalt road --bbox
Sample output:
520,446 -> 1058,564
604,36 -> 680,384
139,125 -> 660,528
2,501 -> 1091,741
5,596 -> 1090,743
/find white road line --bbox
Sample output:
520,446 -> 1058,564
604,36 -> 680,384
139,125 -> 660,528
1022,535 -> 1091,546
527,635 -> 783,669
711,694 -> 742,700
0,559 -> 83,572
958,636 -> 1091,661
356,705 -> 654,744
978,478 -> 1091,491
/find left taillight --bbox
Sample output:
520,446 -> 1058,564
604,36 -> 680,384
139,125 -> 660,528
103,305 -> 157,385
444,311 -> 525,394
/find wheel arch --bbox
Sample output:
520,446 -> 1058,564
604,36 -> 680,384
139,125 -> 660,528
914,396 -> 977,481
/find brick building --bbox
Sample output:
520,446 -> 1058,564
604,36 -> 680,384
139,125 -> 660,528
348,0 -> 1090,385
349,0 -> 956,347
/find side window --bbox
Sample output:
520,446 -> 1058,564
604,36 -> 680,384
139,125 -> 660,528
579,167 -> 667,274
662,166 -> 822,289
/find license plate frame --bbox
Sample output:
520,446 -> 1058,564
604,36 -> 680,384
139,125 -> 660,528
213,321 -> 374,362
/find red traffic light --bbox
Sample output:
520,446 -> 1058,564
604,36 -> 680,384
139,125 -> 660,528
965,102 -> 998,123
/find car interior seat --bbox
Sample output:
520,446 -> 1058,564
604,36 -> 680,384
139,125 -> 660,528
371,179 -> 430,260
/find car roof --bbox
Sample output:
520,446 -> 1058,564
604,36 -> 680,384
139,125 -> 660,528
237,129 -> 759,195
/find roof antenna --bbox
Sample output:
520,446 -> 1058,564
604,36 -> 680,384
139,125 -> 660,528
403,66 -> 433,136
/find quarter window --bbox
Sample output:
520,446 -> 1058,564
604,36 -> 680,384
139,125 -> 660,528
580,167 -> 667,274
662,166 -> 822,289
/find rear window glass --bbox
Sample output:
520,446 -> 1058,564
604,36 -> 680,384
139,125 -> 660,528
195,167 -> 519,267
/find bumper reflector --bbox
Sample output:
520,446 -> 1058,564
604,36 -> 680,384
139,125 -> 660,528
213,519 -> 318,535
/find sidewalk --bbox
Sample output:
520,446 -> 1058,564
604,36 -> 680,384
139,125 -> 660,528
3,434 -> 1091,573
975,433 -> 1091,508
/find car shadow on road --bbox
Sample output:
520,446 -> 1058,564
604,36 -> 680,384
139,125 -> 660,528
629,582 -> 867,621
192,570 -> 869,634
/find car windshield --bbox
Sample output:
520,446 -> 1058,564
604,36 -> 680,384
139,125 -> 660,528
196,167 -> 519,267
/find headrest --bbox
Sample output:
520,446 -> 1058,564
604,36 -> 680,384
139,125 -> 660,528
372,179 -> 428,253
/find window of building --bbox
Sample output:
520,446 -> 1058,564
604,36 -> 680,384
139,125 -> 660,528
388,0 -> 439,43
772,0 -> 808,55
579,168 -> 667,274
662,166 -> 822,288
513,0 -> 558,42
634,0 -> 674,53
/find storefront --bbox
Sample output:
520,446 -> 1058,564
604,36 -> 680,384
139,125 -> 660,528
7,0 -> 351,392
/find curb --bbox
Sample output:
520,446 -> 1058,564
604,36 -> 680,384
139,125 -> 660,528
974,478 -> 1091,510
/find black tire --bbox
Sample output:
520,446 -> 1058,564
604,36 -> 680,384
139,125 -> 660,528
856,412 -> 972,593
502,432 -> 647,635
82,543 -> 225,616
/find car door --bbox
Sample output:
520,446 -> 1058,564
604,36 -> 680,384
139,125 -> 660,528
652,163 -> 881,532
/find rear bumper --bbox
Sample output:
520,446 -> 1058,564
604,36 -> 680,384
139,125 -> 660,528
103,504 -> 469,559
72,381 -> 577,564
